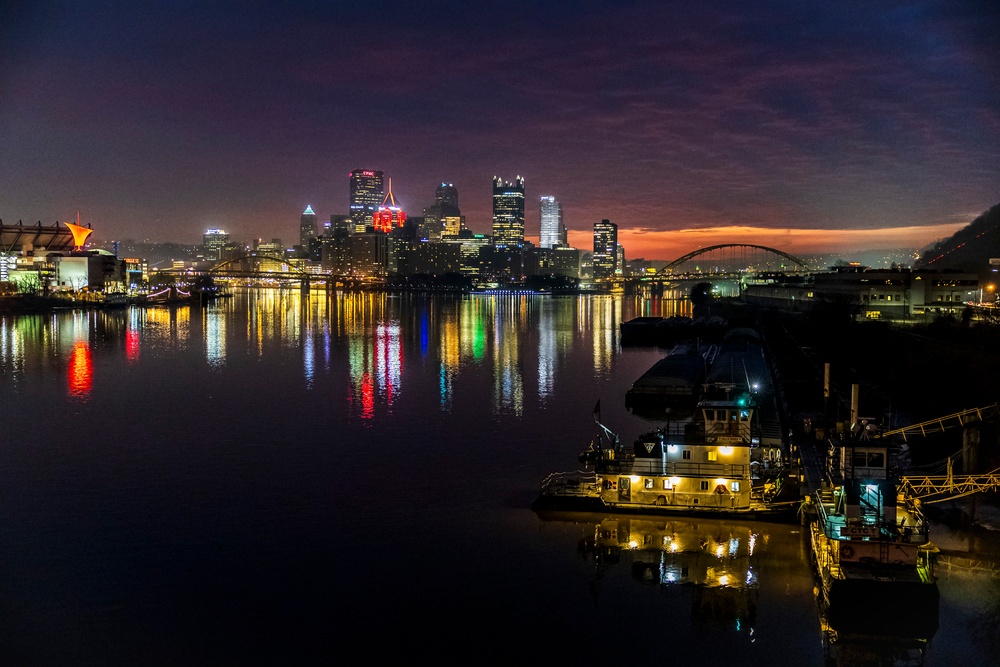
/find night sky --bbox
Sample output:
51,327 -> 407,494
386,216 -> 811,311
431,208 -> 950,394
3,1 -> 998,259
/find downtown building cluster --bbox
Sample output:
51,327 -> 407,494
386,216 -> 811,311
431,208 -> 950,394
204,170 -> 627,287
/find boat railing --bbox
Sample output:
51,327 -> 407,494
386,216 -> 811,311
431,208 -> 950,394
813,489 -> 929,544
539,470 -> 600,496
608,459 -> 749,478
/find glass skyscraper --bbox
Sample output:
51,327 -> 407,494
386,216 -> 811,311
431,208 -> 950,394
539,195 -> 562,249
349,169 -> 385,233
492,176 -> 525,248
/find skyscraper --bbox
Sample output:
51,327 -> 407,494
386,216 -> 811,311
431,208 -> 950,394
539,195 -> 562,249
435,182 -> 459,211
492,176 -> 525,248
423,182 -> 463,241
203,228 -> 230,261
592,219 -> 617,278
349,169 -> 385,233
373,179 -> 407,233
300,204 -> 317,247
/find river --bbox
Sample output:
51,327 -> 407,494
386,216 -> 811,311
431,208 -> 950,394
0,290 -> 997,665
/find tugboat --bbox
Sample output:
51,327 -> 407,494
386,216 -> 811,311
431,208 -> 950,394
802,422 -> 939,630
534,325 -> 797,519
532,385 -> 798,518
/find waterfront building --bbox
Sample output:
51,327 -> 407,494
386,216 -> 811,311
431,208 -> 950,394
348,232 -> 389,277
616,243 -> 625,277
373,179 -> 407,233
539,196 -> 562,249
592,219 -> 617,278
203,228 -> 230,261
403,241 -> 462,276
299,205 -> 317,247
442,231 -> 490,277
122,256 -> 147,289
254,238 -> 285,271
492,176 -> 525,248
741,266 -> 980,320
525,247 -> 581,279
349,169 -> 385,233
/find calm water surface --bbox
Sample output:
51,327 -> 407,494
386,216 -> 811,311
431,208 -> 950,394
1,290 -> 997,665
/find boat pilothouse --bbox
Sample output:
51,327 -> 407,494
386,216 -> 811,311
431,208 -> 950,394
806,419 -> 939,624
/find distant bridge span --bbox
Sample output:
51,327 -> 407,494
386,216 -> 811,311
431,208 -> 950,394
656,243 -> 808,276
209,253 -> 310,278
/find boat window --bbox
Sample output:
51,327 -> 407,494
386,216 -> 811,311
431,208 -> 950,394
867,452 -> 885,467
707,451 -> 718,462
644,478 -> 654,489
682,450 -> 691,460
730,481 -> 740,492
740,410 -> 750,421
662,479 -> 673,490
700,481 -> 710,491
704,409 -> 715,421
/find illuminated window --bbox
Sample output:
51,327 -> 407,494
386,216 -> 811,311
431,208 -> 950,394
644,478 -> 654,489
707,451 -> 718,462
682,450 -> 691,460
730,481 -> 740,492
700,481 -> 710,491
662,479 -> 673,490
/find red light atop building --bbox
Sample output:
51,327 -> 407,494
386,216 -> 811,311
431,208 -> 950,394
373,178 -> 406,233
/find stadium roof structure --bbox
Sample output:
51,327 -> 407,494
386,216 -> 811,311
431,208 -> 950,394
1,220 -> 86,254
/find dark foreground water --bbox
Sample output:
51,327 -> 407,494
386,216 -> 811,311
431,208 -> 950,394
1,291 -> 998,666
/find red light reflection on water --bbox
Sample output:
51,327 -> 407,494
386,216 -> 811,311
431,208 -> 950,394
68,341 -> 93,399
360,371 -> 374,419
126,329 -> 140,362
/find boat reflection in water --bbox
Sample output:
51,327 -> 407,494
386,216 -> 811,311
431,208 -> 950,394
815,577 -> 938,666
541,512 -> 765,633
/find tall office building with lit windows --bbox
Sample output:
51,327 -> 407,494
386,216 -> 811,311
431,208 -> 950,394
539,196 -> 562,249
349,169 -> 385,233
592,219 -> 617,278
492,176 -> 525,248
203,228 -> 230,261
300,205 -> 317,247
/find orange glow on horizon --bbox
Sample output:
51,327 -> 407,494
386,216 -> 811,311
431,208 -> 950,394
565,222 -> 969,261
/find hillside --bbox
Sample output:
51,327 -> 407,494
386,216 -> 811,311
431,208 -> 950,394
915,203 -> 1000,277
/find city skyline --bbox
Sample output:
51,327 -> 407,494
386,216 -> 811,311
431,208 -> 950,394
2,2 -> 998,260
